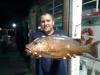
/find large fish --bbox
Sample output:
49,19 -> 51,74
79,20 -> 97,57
25,35 -> 100,59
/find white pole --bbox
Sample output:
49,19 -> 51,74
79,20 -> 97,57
91,61 -> 96,75
70,56 -> 80,75
69,0 -> 82,75
96,0 -> 99,12
70,0 -> 82,39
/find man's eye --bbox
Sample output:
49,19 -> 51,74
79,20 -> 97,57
47,20 -> 50,22
34,42 -> 37,45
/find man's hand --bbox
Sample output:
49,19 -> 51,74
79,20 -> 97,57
66,53 -> 76,59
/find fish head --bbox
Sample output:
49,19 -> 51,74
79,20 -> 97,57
25,38 -> 49,57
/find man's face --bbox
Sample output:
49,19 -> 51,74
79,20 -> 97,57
40,14 -> 55,33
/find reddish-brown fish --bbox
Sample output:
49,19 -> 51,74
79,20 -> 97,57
25,35 -> 100,59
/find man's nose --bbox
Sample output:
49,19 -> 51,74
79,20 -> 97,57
44,21 -> 48,25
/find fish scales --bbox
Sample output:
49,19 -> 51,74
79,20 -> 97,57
26,35 -> 100,59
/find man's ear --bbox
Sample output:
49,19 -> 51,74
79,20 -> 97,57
53,19 -> 55,26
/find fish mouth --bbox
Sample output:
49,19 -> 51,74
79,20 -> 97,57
25,48 -> 32,54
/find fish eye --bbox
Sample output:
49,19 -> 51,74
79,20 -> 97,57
34,42 -> 37,45
34,40 -> 42,45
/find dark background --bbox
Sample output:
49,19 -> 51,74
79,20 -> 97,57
0,0 -> 34,27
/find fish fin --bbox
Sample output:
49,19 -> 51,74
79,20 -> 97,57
90,41 -> 100,58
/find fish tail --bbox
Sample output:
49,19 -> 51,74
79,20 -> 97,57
89,41 -> 100,58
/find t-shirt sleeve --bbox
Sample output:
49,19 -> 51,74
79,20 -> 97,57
32,33 -> 36,40
55,30 -> 68,36
32,31 -> 43,40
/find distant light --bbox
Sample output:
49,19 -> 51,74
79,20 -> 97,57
12,23 -> 16,28
38,26 -> 41,30
0,28 -> 2,31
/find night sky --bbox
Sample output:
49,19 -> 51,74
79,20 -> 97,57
0,0 -> 34,27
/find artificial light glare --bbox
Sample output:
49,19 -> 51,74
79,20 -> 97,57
12,23 -> 16,28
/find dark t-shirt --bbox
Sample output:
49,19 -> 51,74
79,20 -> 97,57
32,30 -> 69,75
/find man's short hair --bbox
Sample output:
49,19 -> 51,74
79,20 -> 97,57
40,12 -> 54,20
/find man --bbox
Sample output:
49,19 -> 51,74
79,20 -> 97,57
32,12 -> 70,75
